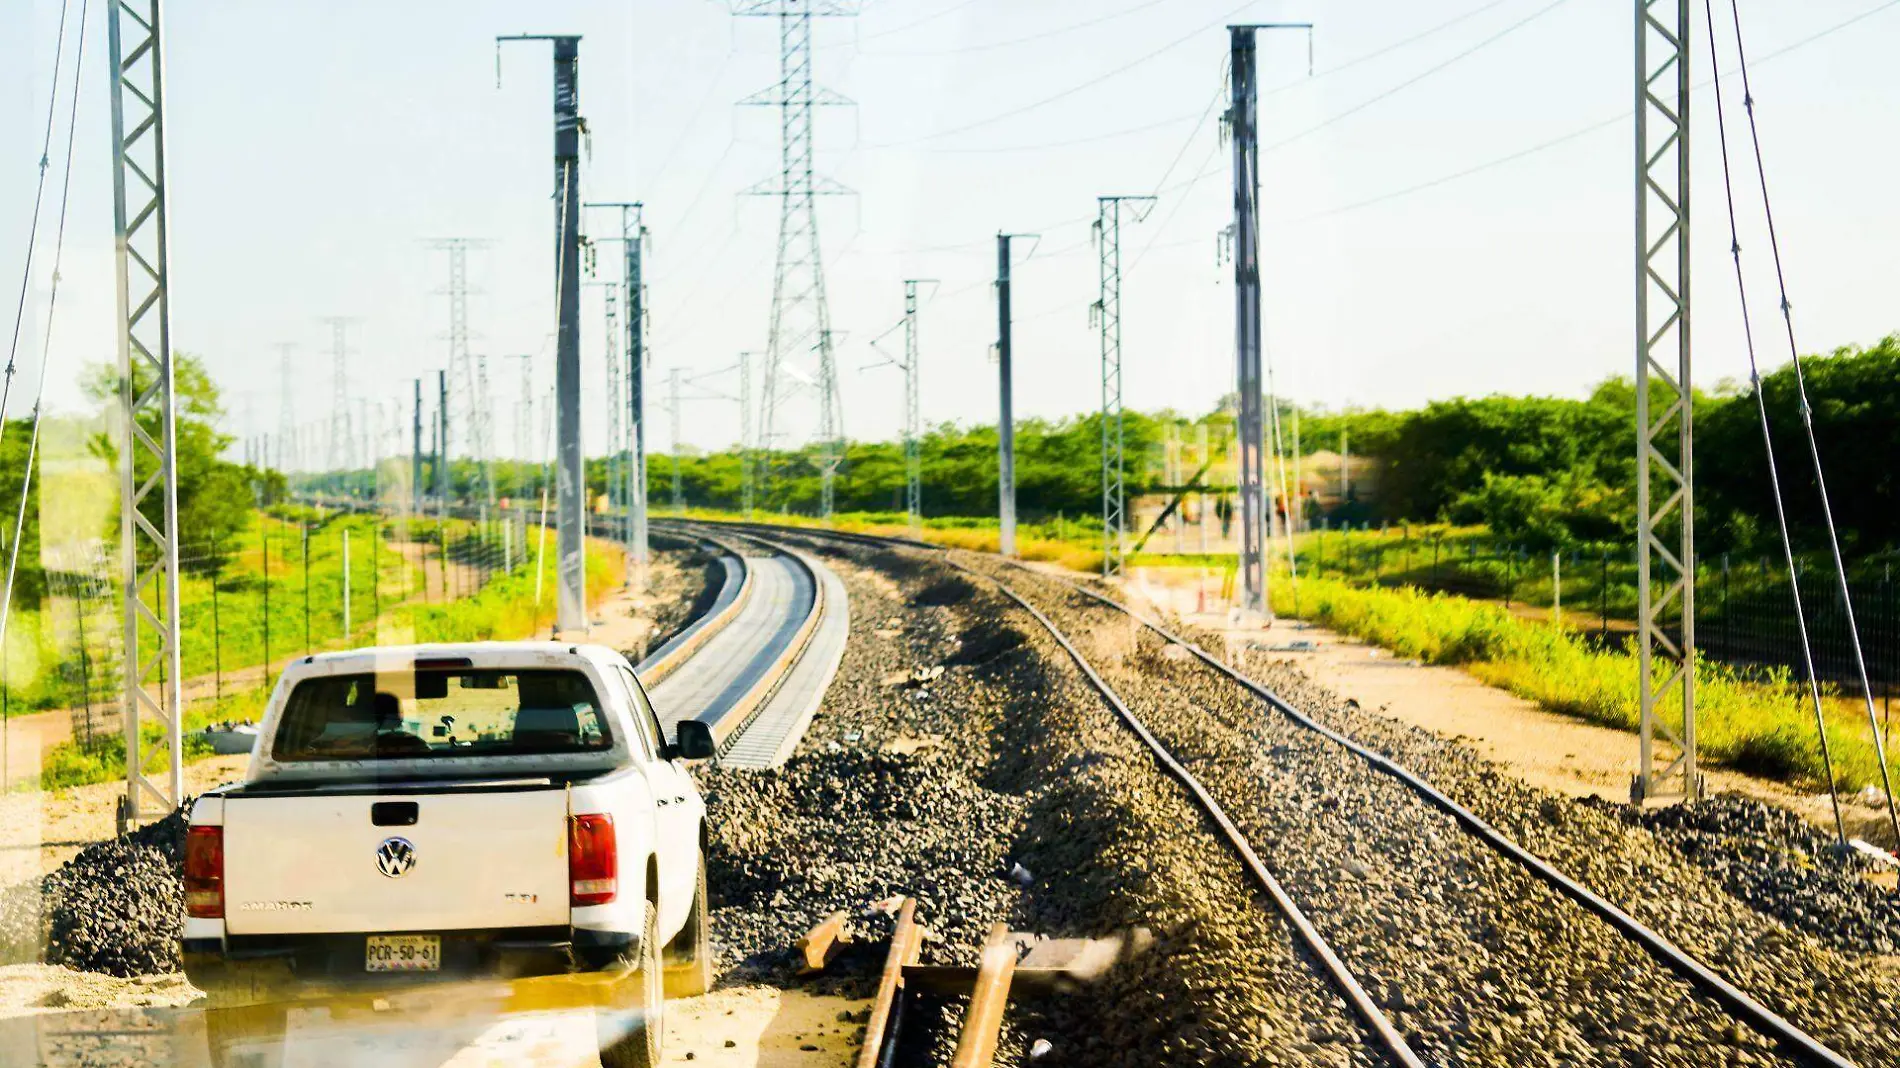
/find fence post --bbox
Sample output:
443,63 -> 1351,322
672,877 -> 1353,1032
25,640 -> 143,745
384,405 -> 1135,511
1504,547 -> 1514,611
262,522 -> 272,689
211,549 -> 222,703
372,522 -> 381,636
302,524 -> 311,654
1721,553 -> 1731,662
342,528 -> 352,637
1552,550 -> 1561,625
1432,536 -> 1441,589
1599,549 -> 1609,644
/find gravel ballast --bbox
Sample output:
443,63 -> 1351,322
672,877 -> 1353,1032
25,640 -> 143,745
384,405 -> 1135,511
704,536 -> 1383,1066
963,556 -> 1900,1067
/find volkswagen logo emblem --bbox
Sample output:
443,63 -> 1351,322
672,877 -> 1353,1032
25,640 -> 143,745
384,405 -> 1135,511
376,837 -> 417,879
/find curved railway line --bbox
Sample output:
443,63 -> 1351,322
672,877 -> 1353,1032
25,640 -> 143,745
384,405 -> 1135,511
692,519 -> 1881,1068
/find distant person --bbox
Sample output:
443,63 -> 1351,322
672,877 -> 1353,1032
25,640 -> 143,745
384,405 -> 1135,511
1216,494 -> 1233,538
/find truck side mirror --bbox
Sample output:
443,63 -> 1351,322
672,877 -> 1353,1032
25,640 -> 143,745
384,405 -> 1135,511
674,719 -> 716,761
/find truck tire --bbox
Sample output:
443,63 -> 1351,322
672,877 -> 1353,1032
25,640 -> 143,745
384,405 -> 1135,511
598,903 -> 663,1068
665,849 -> 715,998
202,1002 -> 287,1068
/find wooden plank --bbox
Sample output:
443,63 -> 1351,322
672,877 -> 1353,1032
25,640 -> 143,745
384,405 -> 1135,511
949,923 -> 1018,1068
856,898 -> 921,1068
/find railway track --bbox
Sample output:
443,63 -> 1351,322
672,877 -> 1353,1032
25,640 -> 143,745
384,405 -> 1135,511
715,520 -> 1876,1068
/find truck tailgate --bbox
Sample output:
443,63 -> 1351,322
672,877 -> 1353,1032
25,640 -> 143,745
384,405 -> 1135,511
221,787 -> 571,935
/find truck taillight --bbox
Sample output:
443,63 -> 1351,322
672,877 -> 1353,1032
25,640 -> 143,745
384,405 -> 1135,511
569,813 -> 617,906
184,826 -> 224,919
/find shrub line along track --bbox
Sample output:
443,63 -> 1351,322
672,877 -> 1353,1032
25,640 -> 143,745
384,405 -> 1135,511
699,519 -> 1858,1068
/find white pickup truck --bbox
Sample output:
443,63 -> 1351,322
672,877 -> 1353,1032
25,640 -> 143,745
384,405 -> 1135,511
181,642 -> 717,1068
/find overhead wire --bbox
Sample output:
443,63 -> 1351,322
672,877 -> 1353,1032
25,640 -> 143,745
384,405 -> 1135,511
1720,0 -> 1900,845
1,0 -> 89,664
867,0 -> 1177,57
866,0 -> 1259,148
3,0 -> 77,455
1700,0 -> 1846,845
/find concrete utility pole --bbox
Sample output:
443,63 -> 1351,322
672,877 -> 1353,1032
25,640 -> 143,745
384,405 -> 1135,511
995,234 -> 1021,558
738,351 -> 756,517
1093,195 -> 1155,577
586,202 -> 649,566
666,368 -> 685,511
108,0 -> 183,825
736,0 -> 854,518
1632,0 -> 1698,802
436,370 -> 449,520
901,280 -> 927,534
1230,25 -> 1267,619
411,379 -> 423,515
1227,22 -> 1310,621
499,33 -> 586,632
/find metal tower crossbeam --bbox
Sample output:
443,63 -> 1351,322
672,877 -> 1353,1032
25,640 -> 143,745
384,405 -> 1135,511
1633,0 -> 1698,802
108,0 -> 183,824
737,0 -> 854,518
1093,195 -> 1153,577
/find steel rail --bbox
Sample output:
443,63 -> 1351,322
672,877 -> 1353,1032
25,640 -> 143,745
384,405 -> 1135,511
935,554 -> 1429,1068
1052,579 -> 1855,1068
727,520 -> 1858,1068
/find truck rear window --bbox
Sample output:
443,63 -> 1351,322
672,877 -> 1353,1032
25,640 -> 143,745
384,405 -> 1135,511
272,669 -> 613,762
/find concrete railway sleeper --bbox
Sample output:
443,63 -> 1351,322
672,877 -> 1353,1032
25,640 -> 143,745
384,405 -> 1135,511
732,521 -> 1883,1067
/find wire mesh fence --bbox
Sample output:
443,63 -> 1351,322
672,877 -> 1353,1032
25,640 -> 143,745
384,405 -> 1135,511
1296,522 -> 1896,710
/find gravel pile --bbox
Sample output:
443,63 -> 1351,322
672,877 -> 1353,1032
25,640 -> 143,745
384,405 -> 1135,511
1595,794 -> 1900,955
713,534 -> 1381,1066
0,806 -> 188,977
968,559 -> 1900,1067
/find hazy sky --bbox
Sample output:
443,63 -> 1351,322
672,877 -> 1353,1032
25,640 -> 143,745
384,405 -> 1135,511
4,0 -> 1898,464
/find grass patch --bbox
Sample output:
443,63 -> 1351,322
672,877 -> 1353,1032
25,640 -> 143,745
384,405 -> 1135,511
1271,574 -> 1895,792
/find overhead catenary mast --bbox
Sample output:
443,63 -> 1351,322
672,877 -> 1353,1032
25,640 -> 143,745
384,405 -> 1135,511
1093,195 -> 1154,578
109,0 -> 184,827
585,202 -> 649,566
498,33 -> 586,633
735,0 -> 854,519
1226,21 -> 1311,621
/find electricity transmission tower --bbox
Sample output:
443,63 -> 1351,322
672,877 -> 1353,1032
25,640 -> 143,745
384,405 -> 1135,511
322,318 -> 356,476
498,34 -> 585,633
1093,195 -> 1154,577
735,0 -> 855,518
1632,0 -> 1699,802
107,0 -> 183,826
429,238 -> 494,508
275,343 -> 296,474
737,351 -> 756,517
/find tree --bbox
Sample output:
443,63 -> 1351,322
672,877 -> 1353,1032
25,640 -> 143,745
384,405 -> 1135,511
1697,337 -> 1900,555
84,353 -> 255,570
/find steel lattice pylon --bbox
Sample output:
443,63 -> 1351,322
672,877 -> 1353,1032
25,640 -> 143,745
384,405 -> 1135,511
1633,0 -> 1699,802
107,0 -> 183,826
1093,196 -> 1153,578
430,239 -> 493,508
323,318 -> 354,475
736,0 -> 853,518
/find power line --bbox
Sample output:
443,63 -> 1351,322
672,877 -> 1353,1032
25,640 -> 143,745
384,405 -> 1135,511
2,0 -> 78,453
868,0 -> 1258,148
868,0 -> 1178,57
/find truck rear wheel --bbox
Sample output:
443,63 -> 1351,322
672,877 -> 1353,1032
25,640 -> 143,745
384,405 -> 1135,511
598,903 -> 663,1068
665,849 -> 715,998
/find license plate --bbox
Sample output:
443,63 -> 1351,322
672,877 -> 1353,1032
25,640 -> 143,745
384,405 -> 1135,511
365,934 -> 440,972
